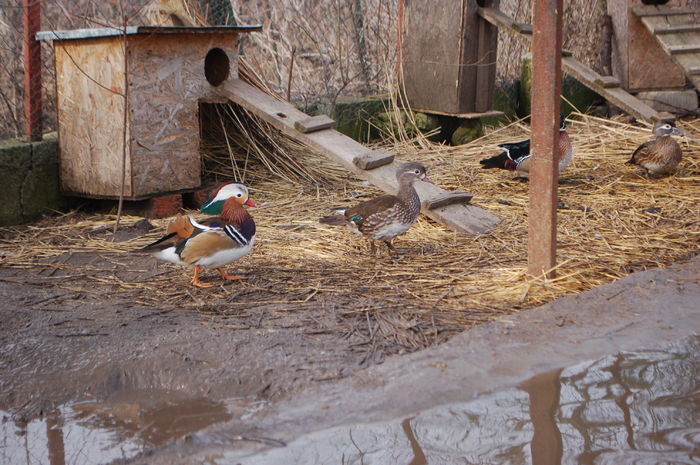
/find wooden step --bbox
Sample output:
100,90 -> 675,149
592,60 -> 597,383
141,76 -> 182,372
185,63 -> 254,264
687,67 -> 700,75
633,6 -> 697,17
654,24 -> 700,35
594,75 -> 620,88
424,190 -> 474,210
352,149 -> 394,170
294,114 -> 336,133
668,45 -> 700,54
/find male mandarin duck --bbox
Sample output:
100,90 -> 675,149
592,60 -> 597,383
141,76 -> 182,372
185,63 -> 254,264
136,182 -> 256,288
479,115 -> 573,177
628,119 -> 684,177
319,162 -> 433,256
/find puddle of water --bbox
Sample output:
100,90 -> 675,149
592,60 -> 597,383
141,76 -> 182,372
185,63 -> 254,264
0,390 -> 254,465
228,336 -> 699,465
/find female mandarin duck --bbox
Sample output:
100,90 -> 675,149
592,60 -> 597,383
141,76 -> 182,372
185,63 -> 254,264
137,182 -> 256,288
479,115 -> 573,177
628,119 -> 684,177
319,162 -> 433,257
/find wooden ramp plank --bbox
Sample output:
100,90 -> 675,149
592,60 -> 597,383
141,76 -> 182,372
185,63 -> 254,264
638,10 -> 700,91
217,79 -> 500,234
478,7 -> 671,122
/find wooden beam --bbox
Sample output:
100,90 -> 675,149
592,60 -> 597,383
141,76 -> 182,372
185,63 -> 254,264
528,0 -> 563,279
217,79 -> 500,234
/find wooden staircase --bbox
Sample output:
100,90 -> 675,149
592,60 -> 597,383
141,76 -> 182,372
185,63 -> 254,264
478,7 -> 674,122
634,5 -> 700,91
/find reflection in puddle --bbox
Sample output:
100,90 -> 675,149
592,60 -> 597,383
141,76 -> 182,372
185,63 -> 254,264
232,336 -> 699,465
0,391 -> 238,465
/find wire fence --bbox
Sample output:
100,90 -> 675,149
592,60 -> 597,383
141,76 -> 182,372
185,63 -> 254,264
3,0 -> 698,142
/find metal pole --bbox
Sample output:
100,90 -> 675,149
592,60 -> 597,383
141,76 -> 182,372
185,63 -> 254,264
528,0 -> 563,278
23,0 -> 42,141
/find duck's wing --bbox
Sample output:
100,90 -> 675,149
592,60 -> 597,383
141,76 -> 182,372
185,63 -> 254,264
498,139 -> 531,162
629,140 -> 654,164
136,214 -> 193,253
344,195 -> 398,226
178,216 -> 255,264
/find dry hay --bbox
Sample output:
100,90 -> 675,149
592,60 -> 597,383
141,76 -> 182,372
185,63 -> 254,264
1,113 -> 698,355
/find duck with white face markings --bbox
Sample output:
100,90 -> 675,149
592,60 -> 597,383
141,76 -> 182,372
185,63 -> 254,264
135,182 -> 257,288
628,119 -> 684,178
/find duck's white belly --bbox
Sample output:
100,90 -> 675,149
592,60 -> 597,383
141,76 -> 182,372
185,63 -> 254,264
195,237 -> 255,268
152,237 -> 255,268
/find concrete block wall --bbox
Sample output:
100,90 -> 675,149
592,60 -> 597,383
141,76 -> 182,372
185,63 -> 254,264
0,133 -> 66,226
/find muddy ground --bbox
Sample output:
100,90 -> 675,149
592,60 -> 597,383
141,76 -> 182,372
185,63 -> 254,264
0,216 -> 464,422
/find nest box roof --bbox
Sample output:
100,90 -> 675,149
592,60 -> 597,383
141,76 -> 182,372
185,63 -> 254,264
36,25 -> 262,41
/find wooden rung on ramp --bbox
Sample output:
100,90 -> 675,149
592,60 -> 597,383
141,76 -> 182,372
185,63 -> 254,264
353,149 -> 395,170
216,79 -> 500,234
294,115 -> 336,133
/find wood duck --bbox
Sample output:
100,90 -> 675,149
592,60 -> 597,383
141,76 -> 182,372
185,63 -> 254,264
319,162 -> 433,256
136,182 -> 256,288
479,115 -> 573,177
628,119 -> 684,177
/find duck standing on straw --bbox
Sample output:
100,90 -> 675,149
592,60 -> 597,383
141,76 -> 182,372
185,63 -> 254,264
319,162 -> 433,257
135,182 -> 256,288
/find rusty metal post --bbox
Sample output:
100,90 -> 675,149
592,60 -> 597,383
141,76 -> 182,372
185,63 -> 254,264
23,0 -> 42,141
528,0 -> 563,278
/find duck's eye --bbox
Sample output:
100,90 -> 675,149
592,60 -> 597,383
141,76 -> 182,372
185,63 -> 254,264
236,193 -> 242,197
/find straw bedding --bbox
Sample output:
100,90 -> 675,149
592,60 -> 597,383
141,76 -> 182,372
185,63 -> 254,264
1,113 -> 698,354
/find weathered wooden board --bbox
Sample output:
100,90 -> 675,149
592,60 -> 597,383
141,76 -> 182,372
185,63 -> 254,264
353,148 -> 395,170
217,79 -> 500,234
637,10 -> 700,91
608,0 -> 686,91
294,115 -> 336,133
478,7 -> 673,122
54,37 -> 130,197
401,0 -> 499,115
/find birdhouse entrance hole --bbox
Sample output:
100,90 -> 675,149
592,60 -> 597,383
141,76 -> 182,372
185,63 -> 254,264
204,48 -> 230,86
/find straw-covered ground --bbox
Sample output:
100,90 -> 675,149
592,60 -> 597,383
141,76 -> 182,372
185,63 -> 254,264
2,113 -> 698,354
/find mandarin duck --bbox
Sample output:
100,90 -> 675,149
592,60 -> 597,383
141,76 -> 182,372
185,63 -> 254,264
627,119 -> 684,177
136,182 -> 256,288
479,115 -> 572,177
319,162 -> 433,257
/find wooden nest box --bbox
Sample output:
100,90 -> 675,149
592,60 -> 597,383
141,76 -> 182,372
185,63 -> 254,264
399,0 -> 501,117
37,25 -> 260,200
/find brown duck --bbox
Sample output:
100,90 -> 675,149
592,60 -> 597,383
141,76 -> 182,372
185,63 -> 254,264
319,162 -> 433,256
628,120 -> 684,177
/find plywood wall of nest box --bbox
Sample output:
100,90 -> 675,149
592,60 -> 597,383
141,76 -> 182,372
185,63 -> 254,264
37,26 -> 260,200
